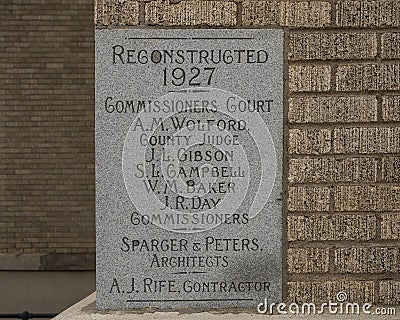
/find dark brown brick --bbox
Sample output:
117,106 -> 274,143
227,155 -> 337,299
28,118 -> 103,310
0,0 -> 95,254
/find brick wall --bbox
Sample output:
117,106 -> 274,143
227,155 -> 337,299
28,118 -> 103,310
0,0 -> 95,254
2,0 -> 399,305
95,0 -> 400,305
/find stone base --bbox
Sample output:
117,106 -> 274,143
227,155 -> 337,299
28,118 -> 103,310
0,270 -> 94,315
54,293 -> 400,320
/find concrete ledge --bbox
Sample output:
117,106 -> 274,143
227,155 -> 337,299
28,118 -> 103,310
0,254 -> 95,271
54,293 -> 400,320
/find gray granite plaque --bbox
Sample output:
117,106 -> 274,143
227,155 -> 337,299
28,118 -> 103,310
95,29 -> 283,310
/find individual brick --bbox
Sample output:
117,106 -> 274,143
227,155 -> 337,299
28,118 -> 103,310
288,186 -> 330,212
335,185 -> 400,212
279,1 -> 331,27
288,157 -> 378,183
289,129 -> 331,155
288,96 -> 377,123
289,33 -> 377,61
335,247 -> 400,273
336,64 -> 400,91
382,96 -> 400,121
336,0 -> 400,27
241,0 -> 279,26
381,214 -> 400,240
378,185 -> 400,211
289,65 -> 331,92
288,280 -> 374,304
242,1 -> 331,27
333,127 -> 400,154
379,281 -> 400,305
334,185 -> 377,211
145,0 -> 237,26
288,214 -> 377,241
381,33 -> 400,59
95,0 -> 139,26
287,248 -> 329,273
382,156 -> 400,182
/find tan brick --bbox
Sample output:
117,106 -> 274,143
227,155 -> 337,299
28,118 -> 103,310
336,64 -> 400,91
335,185 -> 400,212
289,66 -> 331,92
95,0 -> 139,26
289,96 -> 377,124
288,280 -> 374,304
336,0 -> 400,27
288,214 -> 377,241
288,186 -> 330,212
289,129 -> 331,155
334,185 -> 377,211
289,33 -> 377,61
378,185 -> 400,211
288,157 -> 378,183
382,156 -> 400,182
382,96 -> 400,121
279,1 -> 331,27
381,214 -> 400,240
334,127 -> 400,154
379,281 -> 400,305
145,0 -> 237,26
288,248 -> 329,273
242,1 -> 331,27
335,247 -> 400,273
241,0 -> 279,26
381,33 -> 400,59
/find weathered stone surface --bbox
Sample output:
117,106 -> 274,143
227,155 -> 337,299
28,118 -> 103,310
287,214 -> 377,241
0,253 -> 41,270
289,66 -> 331,92
336,0 -> 400,27
336,64 -> 400,91
242,1 -> 331,27
289,33 -> 377,61
145,0 -> 237,26
333,127 -> 400,154
288,186 -> 330,212
288,96 -> 377,123
335,247 -> 400,273
40,253 -> 95,270
382,156 -> 400,182
288,157 -> 378,183
289,129 -> 331,155
379,281 -> 400,305
287,248 -> 329,273
381,214 -> 400,240
382,96 -> 400,121
95,29 -> 284,309
334,185 -> 400,212
95,0 -> 139,26
287,281 -> 374,304
381,33 -> 400,59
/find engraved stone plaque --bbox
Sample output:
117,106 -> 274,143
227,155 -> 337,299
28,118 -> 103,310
95,29 -> 283,310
